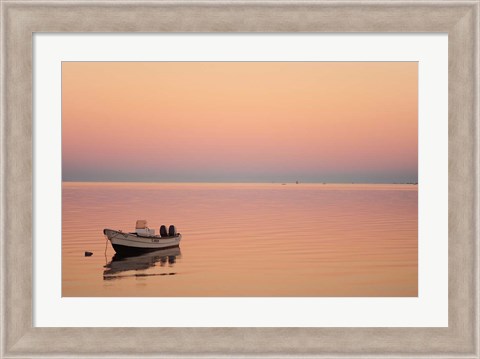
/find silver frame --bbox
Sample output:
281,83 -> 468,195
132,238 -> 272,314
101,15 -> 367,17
1,1 -> 478,358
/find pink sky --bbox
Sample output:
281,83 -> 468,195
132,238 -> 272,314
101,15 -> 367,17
62,62 -> 418,183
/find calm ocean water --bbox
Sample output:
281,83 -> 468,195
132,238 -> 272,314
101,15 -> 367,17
62,182 -> 417,297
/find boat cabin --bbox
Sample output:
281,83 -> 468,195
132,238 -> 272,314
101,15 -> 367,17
135,219 -> 155,236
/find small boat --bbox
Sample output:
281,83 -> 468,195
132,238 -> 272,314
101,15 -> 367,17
103,220 -> 182,256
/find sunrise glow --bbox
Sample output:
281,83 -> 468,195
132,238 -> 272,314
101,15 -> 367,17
62,62 -> 417,183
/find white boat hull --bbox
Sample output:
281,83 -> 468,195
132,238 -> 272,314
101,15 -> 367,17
103,228 -> 181,256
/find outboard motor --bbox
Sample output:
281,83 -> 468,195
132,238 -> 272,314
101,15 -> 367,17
168,225 -> 177,237
160,225 -> 168,237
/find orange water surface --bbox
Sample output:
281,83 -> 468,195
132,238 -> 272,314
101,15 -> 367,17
62,182 -> 417,297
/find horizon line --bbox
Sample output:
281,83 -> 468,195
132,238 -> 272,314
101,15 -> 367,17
62,180 -> 418,185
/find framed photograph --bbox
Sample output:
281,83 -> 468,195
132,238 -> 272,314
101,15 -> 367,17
60,59 -> 420,298
1,1 -> 478,358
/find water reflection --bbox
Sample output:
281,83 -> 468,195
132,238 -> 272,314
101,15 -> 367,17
63,183 -> 418,296
103,247 -> 181,280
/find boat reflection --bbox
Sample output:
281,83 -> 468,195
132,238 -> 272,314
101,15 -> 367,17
103,247 -> 181,280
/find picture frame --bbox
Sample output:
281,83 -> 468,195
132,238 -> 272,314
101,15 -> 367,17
1,1 -> 478,357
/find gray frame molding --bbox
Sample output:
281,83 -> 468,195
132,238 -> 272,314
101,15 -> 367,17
1,1 -> 478,358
